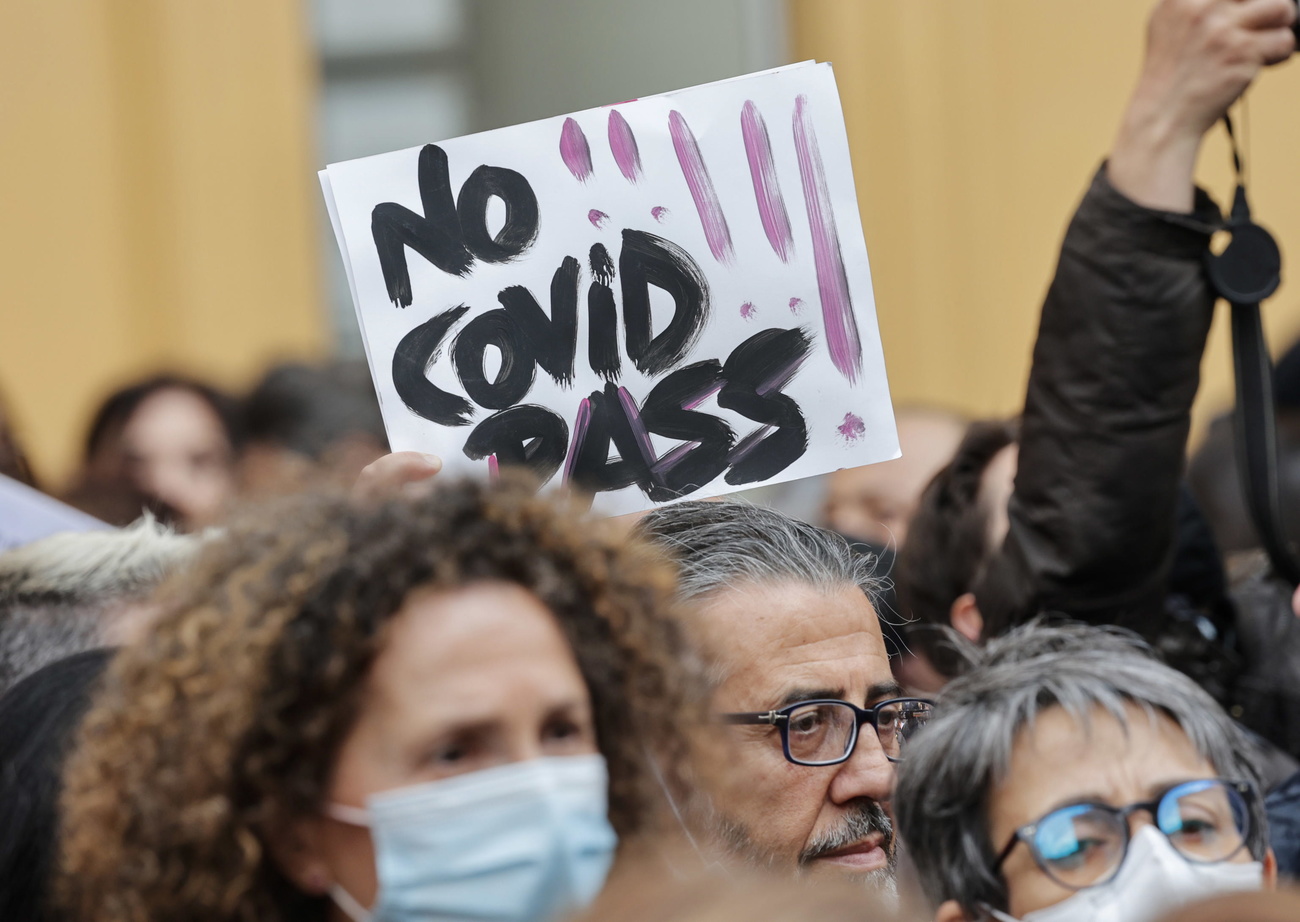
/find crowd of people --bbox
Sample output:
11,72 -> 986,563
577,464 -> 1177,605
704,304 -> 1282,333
5,1 -> 1300,920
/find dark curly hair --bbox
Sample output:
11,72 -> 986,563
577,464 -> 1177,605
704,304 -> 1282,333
59,476 -> 698,922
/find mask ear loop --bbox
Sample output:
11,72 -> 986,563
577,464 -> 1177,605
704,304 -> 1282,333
320,804 -> 376,921
642,745 -> 734,879
329,883 -> 373,922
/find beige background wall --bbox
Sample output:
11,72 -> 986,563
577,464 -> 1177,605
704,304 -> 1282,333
792,0 -> 1300,442
4,1 -> 1299,487
0,1 -> 326,486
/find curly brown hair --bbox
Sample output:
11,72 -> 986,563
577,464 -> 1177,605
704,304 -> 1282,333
59,475 -> 698,922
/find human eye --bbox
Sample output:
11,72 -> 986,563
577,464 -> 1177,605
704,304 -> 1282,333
540,707 -> 595,753
418,730 -> 489,772
787,705 -> 830,737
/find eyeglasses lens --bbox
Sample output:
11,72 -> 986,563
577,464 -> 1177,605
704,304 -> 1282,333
1155,780 -> 1250,864
784,699 -> 935,764
785,703 -> 856,764
1032,781 -> 1251,889
875,700 -> 935,759
1033,804 -> 1127,889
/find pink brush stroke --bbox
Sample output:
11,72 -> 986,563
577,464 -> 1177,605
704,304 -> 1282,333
837,412 -> 866,443
651,206 -> 669,222
793,95 -> 862,383
616,386 -> 658,466
562,398 -> 593,485
740,301 -> 757,321
607,109 -> 643,183
741,100 -> 794,262
560,118 -> 594,182
487,454 -> 501,481
588,209 -> 609,229
668,110 -> 734,263
789,297 -> 805,314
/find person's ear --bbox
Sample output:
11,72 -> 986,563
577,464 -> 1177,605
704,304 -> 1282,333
935,899 -> 974,922
1264,847 -> 1278,890
265,816 -> 334,896
949,593 -> 984,643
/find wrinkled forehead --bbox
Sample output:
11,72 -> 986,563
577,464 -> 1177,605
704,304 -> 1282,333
991,701 -> 1215,828
687,578 -> 892,706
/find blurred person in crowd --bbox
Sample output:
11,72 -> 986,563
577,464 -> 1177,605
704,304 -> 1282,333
895,419 -> 1019,645
60,476 -> 699,922
0,516 -> 197,696
823,407 -> 967,550
636,500 -> 932,890
1155,888 -> 1300,922
64,373 -> 242,529
895,622 -> 1277,922
0,392 -> 37,487
0,649 -> 114,922
894,0 -> 1296,721
239,361 -> 389,498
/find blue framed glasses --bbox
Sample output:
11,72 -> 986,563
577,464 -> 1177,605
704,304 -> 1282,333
721,697 -> 935,765
994,778 -> 1257,891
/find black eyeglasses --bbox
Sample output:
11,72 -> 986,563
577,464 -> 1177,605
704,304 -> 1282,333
994,778 -> 1257,891
721,697 -> 935,766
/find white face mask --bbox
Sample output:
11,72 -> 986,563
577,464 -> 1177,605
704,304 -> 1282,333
325,754 -> 618,922
986,826 -> 1263,922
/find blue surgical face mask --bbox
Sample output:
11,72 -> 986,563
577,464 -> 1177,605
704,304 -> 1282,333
325,754 -> 618,922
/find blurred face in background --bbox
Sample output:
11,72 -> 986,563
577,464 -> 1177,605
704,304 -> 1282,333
118,386 -> 236,528
823,411 -> 965,548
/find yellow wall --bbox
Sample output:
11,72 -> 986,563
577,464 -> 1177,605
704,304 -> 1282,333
792,0 -> 1300,444
0,1 -> 326,487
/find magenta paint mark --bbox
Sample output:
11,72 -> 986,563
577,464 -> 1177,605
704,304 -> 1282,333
788,297 -> 805,315
756,343 -> 811,398
651,206 -> 670,223
617,386 -> 658,465
741,100 -> 795,262
730,426 -> 775,465
488,454 -> 500,481
588,209 -> 609,229
740,301 -> 757,321
563,398 -> 593,484
560,118 -> 594,182
669,110 -> 734,263
837,412 -> 866,443
607,109 -> 643,183
793,95 -> 862,383
682,381 -> 723,411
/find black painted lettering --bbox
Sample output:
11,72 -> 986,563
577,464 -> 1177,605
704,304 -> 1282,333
371,145 -> 473,307
619,229 -> 710,376
452,310 -> 536,410
391,305 -> 474,426
497,255 -> 579,387
718,327 -> 812,485
463,404 -> 568,484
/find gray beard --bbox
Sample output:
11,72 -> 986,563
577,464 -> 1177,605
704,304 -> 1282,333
710,799 -> 898,894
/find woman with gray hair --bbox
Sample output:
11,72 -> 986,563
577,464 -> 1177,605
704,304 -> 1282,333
894,622 -> 1277,922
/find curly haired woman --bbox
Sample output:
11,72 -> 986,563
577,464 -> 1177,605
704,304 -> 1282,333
59,475 -> 699,922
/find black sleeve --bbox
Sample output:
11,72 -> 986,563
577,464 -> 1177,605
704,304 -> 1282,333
974,165 -> 1223,637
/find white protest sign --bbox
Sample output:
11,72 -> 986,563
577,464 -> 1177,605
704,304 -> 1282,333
322,62 -> 898,516
0,474 -> 111,552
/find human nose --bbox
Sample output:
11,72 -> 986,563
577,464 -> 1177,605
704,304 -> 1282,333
826,719 -> 894,807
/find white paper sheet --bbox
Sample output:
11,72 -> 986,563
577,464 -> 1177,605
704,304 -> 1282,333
322,62 -> 898,516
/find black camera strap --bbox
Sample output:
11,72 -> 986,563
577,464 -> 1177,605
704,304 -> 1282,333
1203,114 -> 1300,586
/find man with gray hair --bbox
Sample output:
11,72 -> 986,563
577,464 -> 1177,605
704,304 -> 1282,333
637,500 -> 933,886
894,621 -> 1277,922
0,517 -> 198,695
